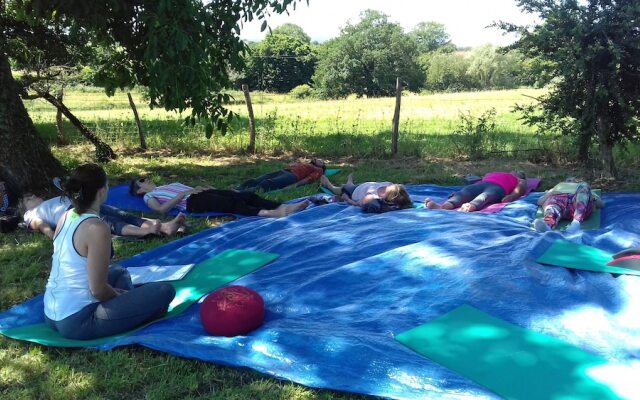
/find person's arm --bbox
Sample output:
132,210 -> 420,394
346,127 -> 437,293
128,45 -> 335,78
28,217 -> 55,239
145,191 -> 190,214
502,179 -> 528,203
284,176 -> 314,190
341,193 -> 376,207
84,220 -> 119,301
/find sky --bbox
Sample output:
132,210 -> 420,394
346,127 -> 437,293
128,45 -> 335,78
240,0 -> 539,48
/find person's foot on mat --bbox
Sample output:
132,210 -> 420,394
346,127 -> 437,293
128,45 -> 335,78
565,219 -> 582,233
458,203 -> 477,212
267,200 -> 310,217
424,198 -> 441,209
160,212 -> 186,236
533,218 -> 551,232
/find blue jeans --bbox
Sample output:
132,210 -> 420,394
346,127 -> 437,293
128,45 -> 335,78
99,204 -> 145,236
45,266 -> 175,340
447,182 -> 506,209
236,170 -> 298,192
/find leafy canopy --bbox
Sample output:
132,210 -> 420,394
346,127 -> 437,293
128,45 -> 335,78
499,0 -> 640,174
5,0 -> 304,136
313,10 -> 423,98
243,25 -> 316,93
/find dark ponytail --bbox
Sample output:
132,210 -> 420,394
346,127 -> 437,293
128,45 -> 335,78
62,163 -> 107,214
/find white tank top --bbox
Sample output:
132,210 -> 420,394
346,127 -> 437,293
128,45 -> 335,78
351,182 -> 392,202
44,210 -> 101,321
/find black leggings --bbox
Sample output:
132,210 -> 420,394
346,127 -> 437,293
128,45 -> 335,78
186,189 -> 281,216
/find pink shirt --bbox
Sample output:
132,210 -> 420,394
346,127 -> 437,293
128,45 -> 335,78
482,172 -> 519,194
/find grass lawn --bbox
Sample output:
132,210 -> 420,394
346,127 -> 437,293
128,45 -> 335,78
3,88 -> 640,399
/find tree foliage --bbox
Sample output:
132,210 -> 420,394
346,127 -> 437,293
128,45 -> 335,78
243,25 -> 316,93
409,21 -> 454,54
270,23 -> 311,43
500,0 -> 640,176
421,51 -> 471,92
6,0 -> 303,136
313,10 -> 423,98
0,0 -> 302,193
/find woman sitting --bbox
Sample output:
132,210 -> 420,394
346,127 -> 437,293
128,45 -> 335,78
45,163 -> 175,340
129,178 -> 308,217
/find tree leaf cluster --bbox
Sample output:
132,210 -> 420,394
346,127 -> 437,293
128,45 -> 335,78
501,0 -> 640,176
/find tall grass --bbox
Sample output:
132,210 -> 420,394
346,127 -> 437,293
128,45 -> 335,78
27,88 -> 548,159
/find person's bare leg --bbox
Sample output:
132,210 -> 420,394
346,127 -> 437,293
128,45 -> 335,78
345,173 -> 354,185
119,223 -> 159,237
159,213 -> 186,236
320,175 -> 341,195
259,200 -> 310,218
140,219 -> 162,232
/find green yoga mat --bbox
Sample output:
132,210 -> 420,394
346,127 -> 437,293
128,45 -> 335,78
535,189 -> 602,230
536,240 -> 640,276
396,305 -> 621,400
0,249 -> 279,347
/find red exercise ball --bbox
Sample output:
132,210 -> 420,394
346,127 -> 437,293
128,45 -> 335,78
200,285 -> 265,337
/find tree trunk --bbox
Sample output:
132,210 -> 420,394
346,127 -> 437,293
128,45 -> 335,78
37,90 -> 117,161
242,84 -> 257,154
55,88 -> 67,145
127,92 -> 146,150
596,116 -> 617,178
0,51 -> 65,196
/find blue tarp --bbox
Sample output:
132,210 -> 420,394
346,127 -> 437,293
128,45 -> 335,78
2,184 -> 640,399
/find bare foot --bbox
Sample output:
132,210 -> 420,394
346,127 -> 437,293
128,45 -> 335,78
345,173 -> 354,185
320,175 -> 331,188
320,176 -> 340,195
458,203 -> 477,212
264,200 -> 310,218
159,213 -> 186,235
424,198 -> 442,209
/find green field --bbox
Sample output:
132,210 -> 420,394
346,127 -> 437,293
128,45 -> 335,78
27,88 -> 550,159
3,88 -> 639,399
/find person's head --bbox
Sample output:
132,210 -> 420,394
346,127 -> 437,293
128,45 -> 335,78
129,177 -> 156,196
309,158 -> 326,172
383,184 -> 413,209
512,171 -> 527,180
62,163 -> 108,213
17,193 -> 44,216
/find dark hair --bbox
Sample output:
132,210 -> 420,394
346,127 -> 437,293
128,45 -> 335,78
62,163 -> 107,213
515,171 -> 527,180
129,178 -> 146,197
310,158 -> 326,172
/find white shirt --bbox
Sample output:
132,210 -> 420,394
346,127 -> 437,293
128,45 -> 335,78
351,182 -> 391,202
23,196 -> 72,227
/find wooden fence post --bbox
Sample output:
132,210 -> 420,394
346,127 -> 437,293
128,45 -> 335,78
391,77 -> 402,156
127,92 -> 147,150
242,84 -> 257,154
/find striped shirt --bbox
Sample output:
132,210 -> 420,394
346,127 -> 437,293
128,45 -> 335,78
143,182 -> 192,211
